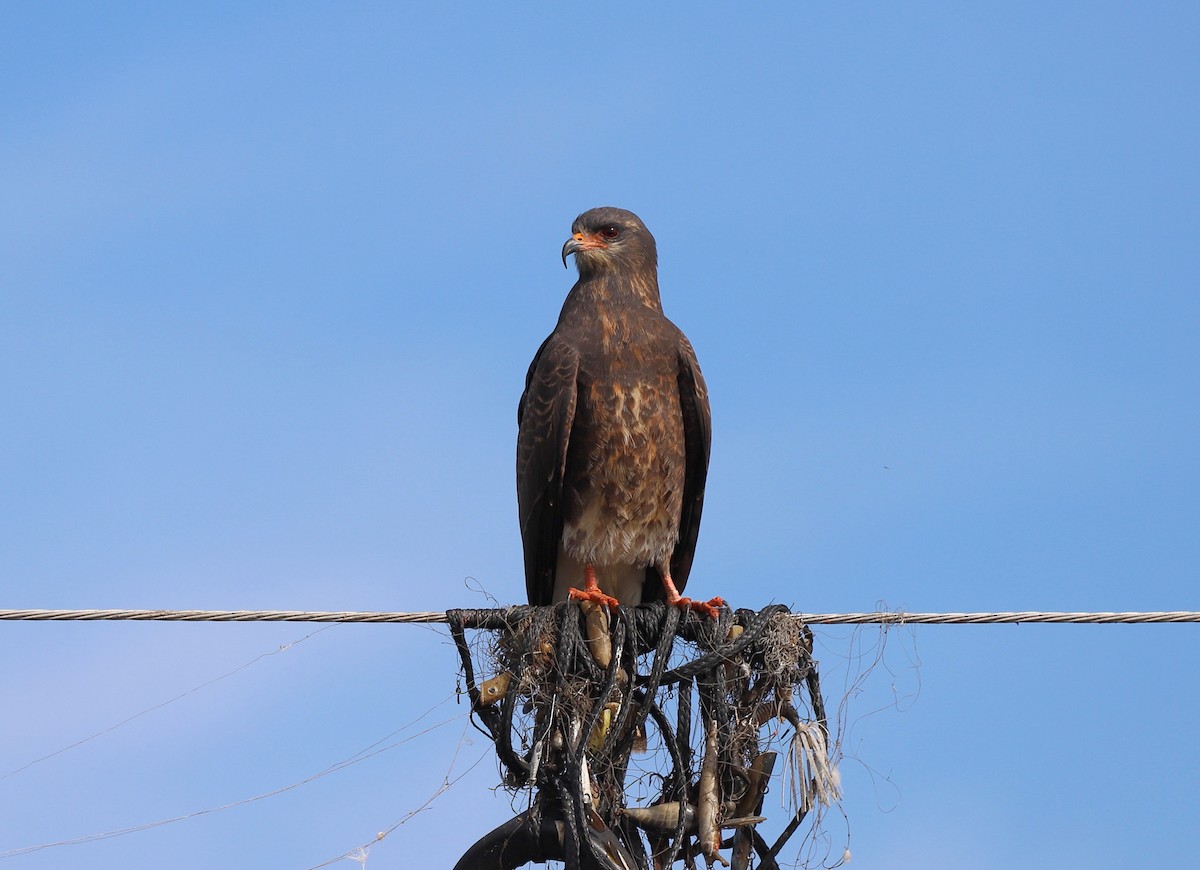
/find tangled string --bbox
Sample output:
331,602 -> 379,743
447,602 -> 833,869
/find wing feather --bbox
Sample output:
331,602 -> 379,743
668,337 -> 712,593
516,333 -> 580,605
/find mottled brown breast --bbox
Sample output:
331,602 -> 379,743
561,366 -> 687,569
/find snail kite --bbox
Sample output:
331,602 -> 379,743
517,207 -> 722,617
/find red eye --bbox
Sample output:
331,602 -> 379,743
600,225 -> 620,240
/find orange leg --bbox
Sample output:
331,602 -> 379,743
568,564 -> 622,610
660,569 -> 725,620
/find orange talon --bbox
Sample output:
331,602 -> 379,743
568,564 -> 621,610
665,594 -> 726,621
659,567 -> 724,620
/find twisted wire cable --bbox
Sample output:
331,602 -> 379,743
1,608 -> 1197,625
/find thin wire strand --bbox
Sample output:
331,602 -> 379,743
1,608 -> 1199,625
0,625 -> 332,782
305,715 -> 491,870
0,696 -> 466,859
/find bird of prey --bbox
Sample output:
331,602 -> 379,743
517,207 -> 722,617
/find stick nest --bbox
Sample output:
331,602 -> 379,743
448,602 -> 838,870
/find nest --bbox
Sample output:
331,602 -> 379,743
447,602 -> 836,870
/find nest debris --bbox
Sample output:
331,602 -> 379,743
447,602 -> 838,870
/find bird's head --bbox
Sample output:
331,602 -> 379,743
561,207 -> 657,277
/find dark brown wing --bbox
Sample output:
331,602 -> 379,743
664,337 -> 712,595
517,333 -> 580,605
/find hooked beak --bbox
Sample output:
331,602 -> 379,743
561,236 -> 581,269
561,231 -> 604,268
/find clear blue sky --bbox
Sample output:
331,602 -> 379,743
2,3 -> 1197,868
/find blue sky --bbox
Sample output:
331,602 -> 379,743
1,3 -> 1197,868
